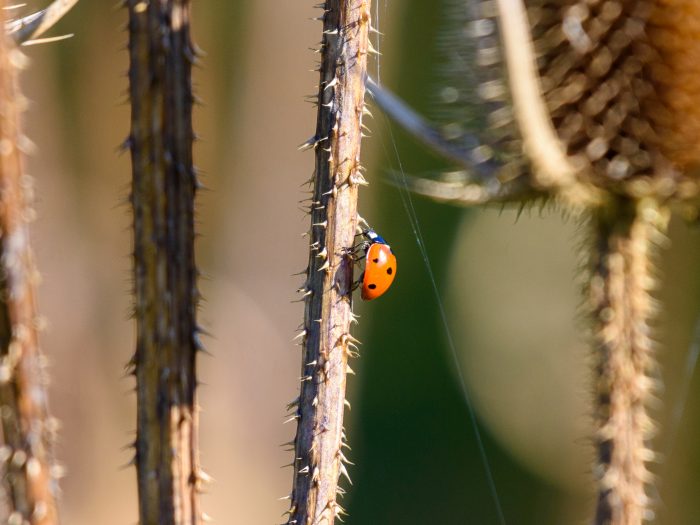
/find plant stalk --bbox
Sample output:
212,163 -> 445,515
126,1 -> 202,523
287,1 -> 372,524
590,197 -> 668,525
0,5 -> 60,523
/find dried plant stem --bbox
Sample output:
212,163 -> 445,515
0,6 -> 59,524
589,197 -> 668,525
286,1 -> 372,524
126,1 -> 203,524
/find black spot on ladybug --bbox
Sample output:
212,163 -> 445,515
386,267 -> 393,275
372,258 -> 379,263
368,283 -> 377,290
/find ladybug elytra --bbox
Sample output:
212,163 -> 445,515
360,229 -> 397,301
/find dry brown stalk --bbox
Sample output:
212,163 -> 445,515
126,1 -> 204,523
590,197 -> 667,525
369,1 -> 700,524
285,1 -> 373,524
0,4 -> 59,524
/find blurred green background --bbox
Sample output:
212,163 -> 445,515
16,0 -> 700,523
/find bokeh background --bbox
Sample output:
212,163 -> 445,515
15,0 -> 700,523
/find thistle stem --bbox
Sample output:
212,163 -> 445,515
590,198 -> 668,525
126,1 -> 202,523
0,5 -> 59,523
287,1 -> 373,524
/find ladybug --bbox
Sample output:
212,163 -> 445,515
359,229 -> 397,300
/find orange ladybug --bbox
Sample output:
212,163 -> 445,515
360,230 -> 397,300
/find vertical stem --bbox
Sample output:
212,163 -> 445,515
127,1 -> 201,524
0,4 -> 60,524
590,198 -> 667,525
0,5 -> 60,524
287,1 -> 372,524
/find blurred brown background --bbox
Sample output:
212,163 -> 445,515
15,1 -> 700,523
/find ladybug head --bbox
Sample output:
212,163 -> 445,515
363,229 -> 388,245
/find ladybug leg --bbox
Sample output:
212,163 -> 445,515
351,270 -> 364,292
342,244 -> 362,263
354,240 -> 370,256
346,239 -> 369,260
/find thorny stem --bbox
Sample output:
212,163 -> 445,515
590,198 -> 668,525
287,1 -> 372,524
126,1 -> 203,524
0,6 -> 60,524
7,0 -> 79,45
